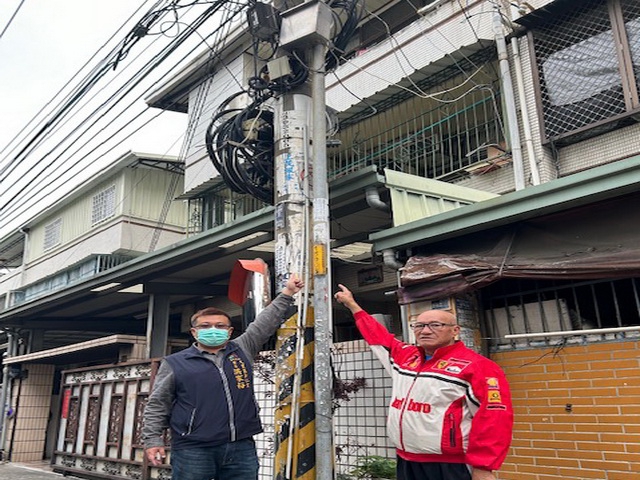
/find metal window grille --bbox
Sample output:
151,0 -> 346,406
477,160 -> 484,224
187,185 -> 267,234
43,217 -> 62,251
528,0 -> 640,144
18,254 -> 133,304
482,277 -> 640,350
328,78 -> 504,181
91,185 -> 116,225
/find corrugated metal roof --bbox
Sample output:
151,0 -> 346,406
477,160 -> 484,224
372,155 -> 640,252
384,168 -> 498,226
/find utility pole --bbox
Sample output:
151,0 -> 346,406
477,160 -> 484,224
310,38 -> 333,480
271,2 -> 334,480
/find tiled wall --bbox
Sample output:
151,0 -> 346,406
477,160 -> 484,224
493,340 -> 640,480
8,363 -> 54,462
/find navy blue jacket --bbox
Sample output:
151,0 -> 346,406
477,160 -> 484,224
165,343 -> 261,448
142,292 -> 296,451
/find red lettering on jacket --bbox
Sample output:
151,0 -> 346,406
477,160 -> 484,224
391,397 -> 431,413
407,398 -> 431,413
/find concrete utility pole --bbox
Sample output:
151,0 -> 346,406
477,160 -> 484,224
271,2 -> 333,480
310,38 -> 333,480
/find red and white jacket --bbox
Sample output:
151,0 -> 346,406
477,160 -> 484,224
355,310 -> 513,471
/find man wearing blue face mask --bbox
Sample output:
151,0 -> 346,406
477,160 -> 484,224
142,274 -> 304,480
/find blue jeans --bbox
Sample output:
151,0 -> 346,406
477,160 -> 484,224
170,438 -> 259,480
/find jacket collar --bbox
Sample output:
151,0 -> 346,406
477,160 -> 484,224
425,340 -> 465,360
182,341 -> 239,358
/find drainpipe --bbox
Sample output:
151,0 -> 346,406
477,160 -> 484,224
365,187 -> 390,212
381,250 -> 409,343
382,249 -> 403,270
511,36 -> 541,185
19,228 -> 30,285
0,330 -> 17,459
366,189 -> 410,340
493,6 -> 526,190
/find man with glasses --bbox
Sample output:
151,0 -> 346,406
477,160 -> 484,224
334,284 -> 512,480
143,274 -> 304,480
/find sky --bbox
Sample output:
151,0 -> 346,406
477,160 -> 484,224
0,0 -> 202,239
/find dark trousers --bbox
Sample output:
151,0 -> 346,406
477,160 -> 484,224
397,456 -> 472,480
170,438 -> 259,480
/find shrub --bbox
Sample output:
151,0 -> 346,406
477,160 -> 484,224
349,455 -> 397,479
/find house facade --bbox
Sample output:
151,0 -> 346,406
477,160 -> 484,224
0,151 -> 187,313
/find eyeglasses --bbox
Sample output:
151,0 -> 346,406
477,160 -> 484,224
192,323 -> 232,330
409,322 -> 456,331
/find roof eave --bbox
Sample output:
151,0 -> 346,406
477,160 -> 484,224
371,155 -> 640,252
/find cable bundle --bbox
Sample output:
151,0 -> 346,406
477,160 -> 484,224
205,55 -> 308,204
205,0 -> 363,204
205,93 -> 274,204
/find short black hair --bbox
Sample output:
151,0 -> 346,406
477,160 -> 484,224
190,307 -> 232,327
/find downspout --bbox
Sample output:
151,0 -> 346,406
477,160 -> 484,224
365,188 -> 409,340
382,251 -> 411,344
493,6 -> 526,190
365,187 -> 399,269
18,227 -> 30,285
365,186 -> 390,213
365,188 -> 399,269
511,36 -> 541,185
382,249 -> 403,270
0,330 -> 17,460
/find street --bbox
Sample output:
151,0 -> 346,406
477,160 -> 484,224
0,462 -> 79,480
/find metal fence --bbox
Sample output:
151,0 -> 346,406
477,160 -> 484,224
51,342 -> 394,480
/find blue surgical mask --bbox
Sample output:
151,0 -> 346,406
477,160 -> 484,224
197,327 -> 230,347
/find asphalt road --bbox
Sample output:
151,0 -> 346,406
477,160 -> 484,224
0,462 -> 80,480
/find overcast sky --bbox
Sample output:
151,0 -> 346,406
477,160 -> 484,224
0,1 -> 195,239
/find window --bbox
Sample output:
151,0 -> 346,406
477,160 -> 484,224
482,277 -> 640,350
527,0 -> 640,144
44,218 -> 62,251
91,185 -> 116,225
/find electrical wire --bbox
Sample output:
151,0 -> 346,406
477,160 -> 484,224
0,0 -> 26,41
0,0 -> 173,175
202,0 -> 364,205
0,0 -> 239,231
325,0 -> 365,71
0,0 -> 155,166
0,1 -> 242,236
204,45 -> 310,204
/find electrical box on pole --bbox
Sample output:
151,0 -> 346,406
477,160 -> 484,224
279,1 -> 333,49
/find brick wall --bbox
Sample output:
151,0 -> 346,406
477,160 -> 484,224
493,340 -> 640,480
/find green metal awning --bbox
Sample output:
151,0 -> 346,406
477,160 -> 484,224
371,155 -> 640,253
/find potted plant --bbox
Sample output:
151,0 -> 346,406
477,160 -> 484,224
350,455 -> 397,480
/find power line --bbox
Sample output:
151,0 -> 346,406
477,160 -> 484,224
0,0 -> 174,179
0,1 -> 155,163
0,0 -> 25,40
0,0 -> 246,232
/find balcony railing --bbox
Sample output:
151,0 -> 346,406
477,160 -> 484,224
329,89 -> 505,181
7,254 -> 133,308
